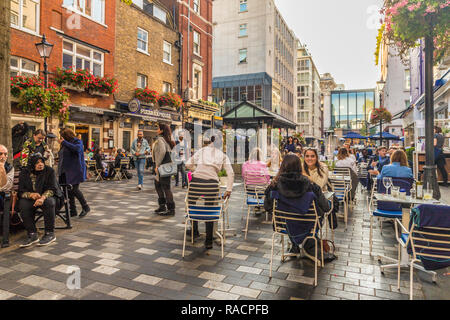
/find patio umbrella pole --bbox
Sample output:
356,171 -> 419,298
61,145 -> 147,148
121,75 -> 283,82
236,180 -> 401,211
423,35 -> 440,199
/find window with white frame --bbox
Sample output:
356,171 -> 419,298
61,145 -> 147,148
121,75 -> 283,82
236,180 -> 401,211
193,31 -> 200,56
163,41 -> 172,64
137,74 -> 147,89
239,0 -> 247,12
404,69 -> 411,90
10,56 -> 39,77
62,40 -> 104,77
239,48 -> 247,64
193,0 -> 200,13
153,5 -> 167,23
239,23 -> 247,37
11,0 -> 40,34
163,82 -> 172,93
62,0 -> 105,24
137,28 -> 148,53
131,0 -> 143,9
193,67 -> 202,100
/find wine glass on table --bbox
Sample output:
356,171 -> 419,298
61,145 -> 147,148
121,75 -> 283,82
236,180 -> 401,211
385,177 -> 393,195
382,177 -> 392,195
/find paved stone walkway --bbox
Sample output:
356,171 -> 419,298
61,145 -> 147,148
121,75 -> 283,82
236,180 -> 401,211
0,172 -> 448,300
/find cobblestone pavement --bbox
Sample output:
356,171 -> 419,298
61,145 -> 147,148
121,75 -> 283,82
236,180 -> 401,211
0,172 -> 448,300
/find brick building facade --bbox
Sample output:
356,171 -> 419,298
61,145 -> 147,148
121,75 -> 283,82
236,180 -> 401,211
10,0 -> 116,152
114,0 -> 181,150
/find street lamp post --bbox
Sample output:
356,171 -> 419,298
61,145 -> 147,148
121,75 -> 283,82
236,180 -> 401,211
423,35 -> 440,199
376,80 -> 386,147
35,34 -> 54,134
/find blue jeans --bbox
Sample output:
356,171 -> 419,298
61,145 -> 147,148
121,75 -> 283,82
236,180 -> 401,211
136,158 -> 146,185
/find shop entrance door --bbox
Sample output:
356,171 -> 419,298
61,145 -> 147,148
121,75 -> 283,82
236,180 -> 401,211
75,125 -> 89,150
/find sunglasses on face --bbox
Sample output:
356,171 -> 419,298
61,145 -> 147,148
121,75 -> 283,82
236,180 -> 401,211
0,152 -> 8,156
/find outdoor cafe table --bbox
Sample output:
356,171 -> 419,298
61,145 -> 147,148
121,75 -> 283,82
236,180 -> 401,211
373,193 -> 440,275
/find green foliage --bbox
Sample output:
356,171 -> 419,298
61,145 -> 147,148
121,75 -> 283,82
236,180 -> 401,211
375,24 -> 385,65
218,169 -> 227,177
370,107 -> 392,125
380,0 -> 450,62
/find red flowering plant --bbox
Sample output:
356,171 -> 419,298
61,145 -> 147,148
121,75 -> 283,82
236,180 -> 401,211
158,92 -> 183,111
376,0 -> 450,63
47,84 -> 71,122
370,107 -> 392,125
87,76 -> 118,95
10,75 -> 45,98
135,87 -> 159,104
53,68 -> 91,88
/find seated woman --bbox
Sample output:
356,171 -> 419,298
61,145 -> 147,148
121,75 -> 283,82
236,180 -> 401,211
378,149 -> 413,179
335,147 -> 359,200
264,154 -> 330,253
93,148 -> 107,179
302,148 -> 329,191
18,153 -> 62,247
242,148 -> 270,184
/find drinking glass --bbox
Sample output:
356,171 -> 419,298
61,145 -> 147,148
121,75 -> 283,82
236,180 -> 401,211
391,186 -> 400,198
383,177 -> 392,194
424,189 -> 433,200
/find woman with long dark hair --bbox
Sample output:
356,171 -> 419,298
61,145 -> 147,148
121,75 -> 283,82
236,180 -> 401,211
302,148 -> 329,191
152,123 -> 176,216
284,136 -> 296,153
58,128 -> 90,217
264,154 -> 330,253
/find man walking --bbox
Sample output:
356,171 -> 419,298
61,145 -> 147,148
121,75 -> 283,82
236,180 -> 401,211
175,133 -> 188,188
131,130 -> 150,190
185,135 -> 234,249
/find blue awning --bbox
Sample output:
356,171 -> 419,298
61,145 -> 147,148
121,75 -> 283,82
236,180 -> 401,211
369,132 -> 401,140
343,131 -> 368,139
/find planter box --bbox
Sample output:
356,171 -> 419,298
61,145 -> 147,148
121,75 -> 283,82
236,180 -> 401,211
62,84 -> 85,92
90,90 -> 110,97
10,96 -> 19,103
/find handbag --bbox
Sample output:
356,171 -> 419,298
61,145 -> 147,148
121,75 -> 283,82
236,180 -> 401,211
158,151 -> 177,178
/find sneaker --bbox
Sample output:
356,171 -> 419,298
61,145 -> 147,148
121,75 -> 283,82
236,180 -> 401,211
38,233 -> 56,246
137,184 -> 142,190
154,205 -> 167,214
20,233 -> 39,248
160,210 -> 175,216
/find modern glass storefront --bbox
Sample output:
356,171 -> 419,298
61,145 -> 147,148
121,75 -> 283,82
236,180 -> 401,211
331,89 -> 375,130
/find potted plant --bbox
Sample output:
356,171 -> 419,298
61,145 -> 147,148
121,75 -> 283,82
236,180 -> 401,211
53,68 -> 89,92
10,75 -> 44,101
218,169 -> 227,186
135,87 -> 159,105
442,127 -> 450,138
88,76 -> 118,96
158,92 -> 183,111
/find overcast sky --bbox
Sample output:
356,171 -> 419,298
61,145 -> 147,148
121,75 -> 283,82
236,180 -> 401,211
275,0 -> 383,90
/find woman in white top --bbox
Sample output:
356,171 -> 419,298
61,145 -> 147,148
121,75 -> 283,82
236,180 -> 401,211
335,147 -> 357,173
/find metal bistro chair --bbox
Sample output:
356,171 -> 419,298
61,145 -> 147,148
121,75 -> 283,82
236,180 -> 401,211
369,177 -> 413,257
34,183 -> 72,230
183,181 -> 226,258
86,160 -> 103,182
357,162 -> 369,191
269,191 -> 323,286
242,170 -> 269,240
394,204 -> 450,300
334,167 -> 354,205
329,177 -> 350,230
113,158 -> 130,181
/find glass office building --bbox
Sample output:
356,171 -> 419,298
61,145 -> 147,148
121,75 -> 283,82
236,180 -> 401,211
330,89 -> 375,130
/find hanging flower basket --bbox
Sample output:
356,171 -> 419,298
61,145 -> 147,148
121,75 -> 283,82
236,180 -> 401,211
158,92 -> 183,111
135,88 -> 159,105
377,1 -> 450,63
370,107 -> 392,125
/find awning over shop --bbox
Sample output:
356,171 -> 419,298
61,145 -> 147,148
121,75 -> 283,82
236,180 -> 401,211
115,100 -> 175,123
222,100 -> 297,129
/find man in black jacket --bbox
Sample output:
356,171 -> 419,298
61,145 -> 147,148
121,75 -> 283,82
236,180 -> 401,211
18,154 -> 62,247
